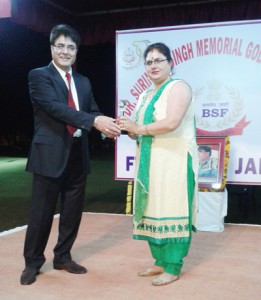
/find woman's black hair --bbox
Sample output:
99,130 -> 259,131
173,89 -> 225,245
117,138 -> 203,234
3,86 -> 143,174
143,42 -> 172,62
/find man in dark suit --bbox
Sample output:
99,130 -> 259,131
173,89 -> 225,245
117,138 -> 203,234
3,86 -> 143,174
20,24 -> 121,285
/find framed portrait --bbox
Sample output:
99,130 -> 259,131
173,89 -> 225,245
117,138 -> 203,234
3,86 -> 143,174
197,136 -> 229,190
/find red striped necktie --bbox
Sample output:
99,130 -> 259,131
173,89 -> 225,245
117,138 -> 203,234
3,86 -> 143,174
65,72 -> 77,135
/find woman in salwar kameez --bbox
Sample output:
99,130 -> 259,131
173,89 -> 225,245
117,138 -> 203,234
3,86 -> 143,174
118,43 -> 198,286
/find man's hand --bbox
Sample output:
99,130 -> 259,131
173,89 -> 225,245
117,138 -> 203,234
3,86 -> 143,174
93,116 -> 121,138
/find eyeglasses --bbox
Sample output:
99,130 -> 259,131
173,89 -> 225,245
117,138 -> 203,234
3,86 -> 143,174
144,58 -> 168,66
52,43 -> 77,54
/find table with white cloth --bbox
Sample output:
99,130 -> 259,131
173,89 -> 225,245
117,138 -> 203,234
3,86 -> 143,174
197,189 -> 228,232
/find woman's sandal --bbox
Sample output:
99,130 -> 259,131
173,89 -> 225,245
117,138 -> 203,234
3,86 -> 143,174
137,268 -> 163,277
152,274 -> 179,286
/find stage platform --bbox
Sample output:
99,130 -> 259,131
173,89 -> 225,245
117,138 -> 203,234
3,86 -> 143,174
1,213 -> 261,300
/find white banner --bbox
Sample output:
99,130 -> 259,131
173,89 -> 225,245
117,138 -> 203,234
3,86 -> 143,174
115,20 -> 261,185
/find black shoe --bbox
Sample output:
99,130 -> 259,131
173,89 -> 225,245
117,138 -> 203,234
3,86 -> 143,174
20,267 -> 39,285
53,260 -> 87,274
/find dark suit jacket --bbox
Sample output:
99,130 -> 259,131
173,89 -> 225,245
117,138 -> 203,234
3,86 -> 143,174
26,62 -> 102,178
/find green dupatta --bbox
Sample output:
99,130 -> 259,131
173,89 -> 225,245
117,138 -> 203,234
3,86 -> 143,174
134,79 -> 173,224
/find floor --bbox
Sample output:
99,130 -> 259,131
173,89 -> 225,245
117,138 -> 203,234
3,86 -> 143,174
1,213 -> 261,300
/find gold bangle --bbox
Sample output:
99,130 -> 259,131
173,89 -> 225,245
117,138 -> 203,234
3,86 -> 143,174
145,125 -> 150,135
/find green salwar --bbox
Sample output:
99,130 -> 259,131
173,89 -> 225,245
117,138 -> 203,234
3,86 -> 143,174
148,154 -> 195,276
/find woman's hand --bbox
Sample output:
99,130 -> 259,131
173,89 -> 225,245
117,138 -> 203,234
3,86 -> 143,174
117,116 -> 138,135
